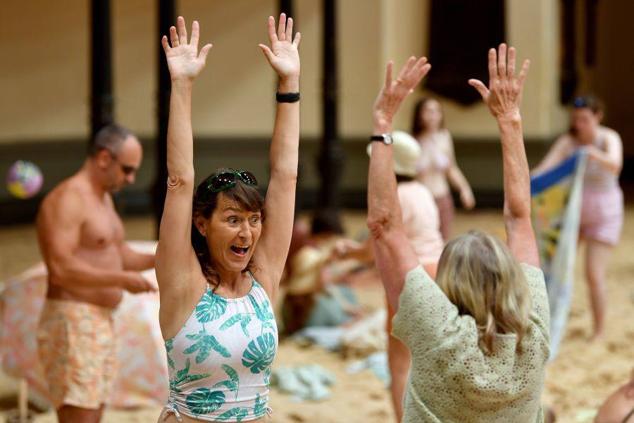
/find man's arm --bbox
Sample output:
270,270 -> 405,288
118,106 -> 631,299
36,190 -> 155,293
120,242 -> 156,272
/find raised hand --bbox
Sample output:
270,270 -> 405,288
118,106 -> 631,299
373,57 -> 431,127
161,16 -> 212,81
259,13 -> 301,80
468,44 -> 529,120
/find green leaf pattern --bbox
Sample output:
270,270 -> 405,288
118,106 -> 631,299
185,388 -> 225,415
241,333 -> 276,374
170,282 -> 276,419
254,393 -> 266,417
184,330 -> 231,362
165,339 -> 175,370
216,407 -> 249,421
195,291 -> 228,323
248,293 -> 275,323
212,364 -> 240,399
220,313 -> 252,337
170,359 -> 211,395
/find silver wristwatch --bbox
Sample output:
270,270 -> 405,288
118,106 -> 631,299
369,133 -> 393,145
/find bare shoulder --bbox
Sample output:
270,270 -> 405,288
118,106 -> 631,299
38,176 -> 86,225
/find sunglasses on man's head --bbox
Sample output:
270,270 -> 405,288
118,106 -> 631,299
206,169 -> 258,193
106,150 -> 137,175
116,161 -> 137,176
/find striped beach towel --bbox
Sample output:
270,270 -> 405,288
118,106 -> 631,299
531,151 -> 587,359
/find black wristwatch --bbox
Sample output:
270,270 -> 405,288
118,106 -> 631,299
370,133 -> 393,145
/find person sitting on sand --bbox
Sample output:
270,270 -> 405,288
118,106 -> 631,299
281,212 -> 363,334
366,44 -> 550,422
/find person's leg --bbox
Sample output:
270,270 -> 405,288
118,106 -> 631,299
595,378 -> 634,423
386,300 -> 410,422
584,240 -> 612,341
56,404 -> 104,423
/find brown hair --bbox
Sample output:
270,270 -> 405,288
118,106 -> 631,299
435,230 -> 532,355
570,96 -> 604,136
191,170 -> 265,289
411,97 -> 445,137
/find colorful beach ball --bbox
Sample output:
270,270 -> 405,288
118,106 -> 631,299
6,160 -> 43,199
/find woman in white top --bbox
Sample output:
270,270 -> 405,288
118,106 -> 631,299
156,15 -> 300,422
412,97 -> 475,240
533,96 -> 623,341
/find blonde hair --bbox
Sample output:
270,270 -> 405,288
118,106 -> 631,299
435,230 -> 531,355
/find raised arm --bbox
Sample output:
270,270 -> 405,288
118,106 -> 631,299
252,14 -> 301,299
156,17 -> 212,291
367,57 -> 431,311
469,44 -> 539,267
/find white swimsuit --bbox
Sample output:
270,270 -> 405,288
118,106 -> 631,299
162,275 -> 278,422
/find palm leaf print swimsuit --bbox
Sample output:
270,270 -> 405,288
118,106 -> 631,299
162,274 -> 278,422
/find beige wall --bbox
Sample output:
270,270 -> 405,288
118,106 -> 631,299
382,0 -> 568,139
0,0 -> 569,144
0,0 -> 90,142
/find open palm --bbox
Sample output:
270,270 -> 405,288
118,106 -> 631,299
468,44 -> 529,119
373,56 -> 431,125
259,14 -> 300,78
161,16 -> 212,81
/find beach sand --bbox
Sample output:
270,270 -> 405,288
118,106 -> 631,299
1,210 -> 632,422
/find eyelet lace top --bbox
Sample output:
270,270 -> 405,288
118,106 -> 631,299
393,264 -> 550,423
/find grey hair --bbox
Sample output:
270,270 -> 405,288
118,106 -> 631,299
89,124 -> 133,157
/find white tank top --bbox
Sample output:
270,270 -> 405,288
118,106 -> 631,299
162,275 -> 278,422
582,127 -> 619,190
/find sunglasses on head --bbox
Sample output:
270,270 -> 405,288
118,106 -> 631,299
206,169 -> 258,193
573,96 -> 599,110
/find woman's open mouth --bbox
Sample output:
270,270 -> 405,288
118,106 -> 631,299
230,246 -> 250,257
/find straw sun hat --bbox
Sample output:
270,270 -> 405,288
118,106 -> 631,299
366,130 -> 422,177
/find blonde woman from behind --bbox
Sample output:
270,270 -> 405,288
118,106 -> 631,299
367,44 -> 550,422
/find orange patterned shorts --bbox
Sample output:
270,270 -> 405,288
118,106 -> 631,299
37,299 -> 116,409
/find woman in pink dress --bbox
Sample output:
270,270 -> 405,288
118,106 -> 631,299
533,96 -> 624,341
411,98 -> 475,240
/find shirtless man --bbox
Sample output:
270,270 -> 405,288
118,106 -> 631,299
36,124 -> 156,423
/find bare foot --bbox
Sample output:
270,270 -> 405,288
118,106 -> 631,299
590,330 -> 605,342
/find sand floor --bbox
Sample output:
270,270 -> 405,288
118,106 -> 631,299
0,209 -> 632,422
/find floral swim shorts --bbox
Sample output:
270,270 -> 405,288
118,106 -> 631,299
37,299 -> 116,409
